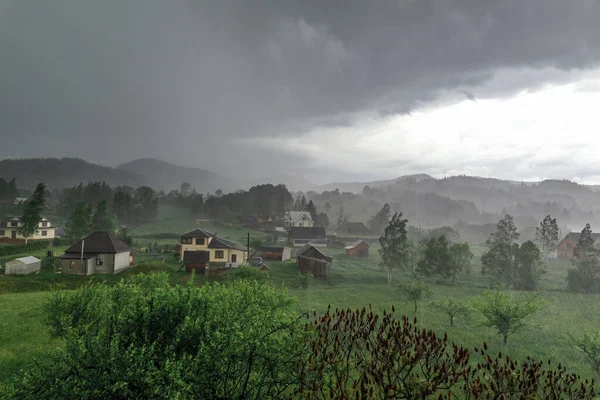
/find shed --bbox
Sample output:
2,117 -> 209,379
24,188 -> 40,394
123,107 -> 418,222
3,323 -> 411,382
183,250 -> 210,273
4,256 -> 42,275
259,246 -> 292,261
59,231 -> 131,275
296,243 -> 333,277
345,240 -> 370,257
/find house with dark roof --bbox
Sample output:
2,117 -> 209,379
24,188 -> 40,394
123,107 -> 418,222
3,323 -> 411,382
345,240 -> 370,257
59,231 -> 132,275
557,232 -> 600,260
296,243 -> 333,277
288,226 -> 327,247
179,228 -> 248,269
0,216 -> 56,243
338,221 -> 370,236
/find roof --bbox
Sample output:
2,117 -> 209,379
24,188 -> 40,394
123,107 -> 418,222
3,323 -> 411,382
289,227 -> 326,240
8,256 -> 41,265
341,222 -> 368,230
179,229 -> 216,239
183,251 -> 210,263
59,253 -> 93,260
345,240 -> 370,250
561,232 -> 600,243
259,246 -> 287,252
208,236 -> 247,251
64,231 -> 130,254
297,243 -> 331,261
0,217 -> 53,229
287,211 -> 314,224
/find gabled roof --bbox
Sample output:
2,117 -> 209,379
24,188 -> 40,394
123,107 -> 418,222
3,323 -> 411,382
345,240 -> 369,250
340,222 -> 368,230
287,211 -> 313,223
179,229 -> 216,239
561,232 -> 600,243
183,250 -> 210,263
297,243 -> 332,262
9,256 -> 41,265
0,217 -> 52,229
208,236 -> 247,251
64,231 -> 130,254
289,227 -> 326,240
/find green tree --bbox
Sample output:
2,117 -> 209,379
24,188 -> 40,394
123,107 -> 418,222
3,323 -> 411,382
7,178 -> 18,199
514,240 -> 544,290
570,330 -> 600,376
567,223 -> 600,293
91,200 -> 116,232
18,182 -> 46,242
294,272 -> 313,290
65,202 -> 93,241
535,214 -> 559,260
369,203 -> 391,234
416,234 -> 452,279
117,227 -> 134,247
398,280 -> 432,313
315,212 -> 329,228
379,212 -> 411,285
180,182 -> 191,197
481,214 -> 520,286
448,242 -> 473,283
429,297 -> 469,326
0,178 -> 7,200
471,284 -> 546,344
305,200 -> 317,221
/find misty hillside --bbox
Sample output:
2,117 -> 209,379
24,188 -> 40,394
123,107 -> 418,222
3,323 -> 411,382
0,158 -> 141,189
116,158 -> 233,193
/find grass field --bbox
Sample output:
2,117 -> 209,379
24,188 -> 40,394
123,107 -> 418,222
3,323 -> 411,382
1,205 -> 599,387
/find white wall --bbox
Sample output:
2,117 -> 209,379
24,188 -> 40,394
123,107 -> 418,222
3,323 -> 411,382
113,252 -> 131,273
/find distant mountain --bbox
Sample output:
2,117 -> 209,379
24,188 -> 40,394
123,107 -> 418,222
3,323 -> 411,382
319,174 -> 435,193
116,158 -> 232,193
0,158 -> 141,189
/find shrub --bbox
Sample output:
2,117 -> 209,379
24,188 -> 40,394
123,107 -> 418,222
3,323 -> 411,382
0,240 -> 50,257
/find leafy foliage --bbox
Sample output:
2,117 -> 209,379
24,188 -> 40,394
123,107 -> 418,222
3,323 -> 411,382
430,297 -> 469,326
568,223 -> 600,293
535,214 -> 560,259
471,284 -> 546,344
91,200 -> 116,232
570,330 -> 600,376
9,274 -> 304,399
294,272 -> 313,290
17,183 -> 46,240
398,280 -> 432,313
64,202 -> 93,242
369,202 -> 391,234
379,212 -> 411,285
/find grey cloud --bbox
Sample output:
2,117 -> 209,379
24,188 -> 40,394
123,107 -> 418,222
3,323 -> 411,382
1,0 -> 600,179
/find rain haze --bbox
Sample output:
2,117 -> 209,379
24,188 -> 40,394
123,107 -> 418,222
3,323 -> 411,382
1,0 -> 600,184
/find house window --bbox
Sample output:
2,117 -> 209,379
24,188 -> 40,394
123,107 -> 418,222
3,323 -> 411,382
195,238 -> 205,245
181,238 -> 193,244
41,230 -> 47,236
10,222 -> 18,227
41,222 -> 48,227
0,230 -> 4,236
96,258 -> 104,266
215,250 -> 224,259
70,261 -> 76,269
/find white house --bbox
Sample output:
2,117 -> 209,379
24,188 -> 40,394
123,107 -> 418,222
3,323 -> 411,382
285,211 -> 314,228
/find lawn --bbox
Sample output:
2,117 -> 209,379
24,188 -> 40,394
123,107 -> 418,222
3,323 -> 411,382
1,207 -> 598,387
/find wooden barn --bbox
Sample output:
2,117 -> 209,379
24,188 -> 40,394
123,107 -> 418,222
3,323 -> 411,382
296,243 -> 333,277
288,227 -> 328,247
338,221 -> 370,235
345,240 -> 370,257
182,250 -> 210,273
258,246 -> 292,261
557,232 -> 600,260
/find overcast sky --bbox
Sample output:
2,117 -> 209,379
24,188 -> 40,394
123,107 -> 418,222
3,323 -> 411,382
1,0 -> 600,184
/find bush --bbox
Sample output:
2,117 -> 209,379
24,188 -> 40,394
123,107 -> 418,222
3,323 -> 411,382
8,274 -> 304,399
294,272 -> 313,290
0,240 -> 50,257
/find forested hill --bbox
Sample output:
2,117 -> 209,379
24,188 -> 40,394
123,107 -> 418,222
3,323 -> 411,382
116,158 -> 231,193
0,158 -> 141,189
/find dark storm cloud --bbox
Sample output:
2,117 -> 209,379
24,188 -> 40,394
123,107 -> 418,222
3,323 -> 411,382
1,0 -> 599,178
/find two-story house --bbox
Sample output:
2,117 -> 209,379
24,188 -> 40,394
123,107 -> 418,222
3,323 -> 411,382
0,216 -> 56,243
179,228 -> 248,270
285,211 -> 314,228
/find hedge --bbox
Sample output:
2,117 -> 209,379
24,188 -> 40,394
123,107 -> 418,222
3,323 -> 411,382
0,240 -> 51,257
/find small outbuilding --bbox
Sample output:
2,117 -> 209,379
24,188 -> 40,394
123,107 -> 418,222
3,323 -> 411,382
4,256 -> 42,275
296,243 -> 333,277
338,221 -> 370,235
345,240 -> 370,257
258,246 -> 292,261
183,250 -> 210,273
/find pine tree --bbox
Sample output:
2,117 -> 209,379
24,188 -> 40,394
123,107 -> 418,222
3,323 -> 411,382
91,200 -> 116,232
305,200 -> 318,221
18,183 -> 46,242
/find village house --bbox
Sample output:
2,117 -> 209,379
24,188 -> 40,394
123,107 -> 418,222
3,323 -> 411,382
296,243 -> 333,277
59,231 -> 133,275
345,240 -> 370,257
338,221 -> 370,236
557,232 -> 600,260
0,216 -> 56,243
288,226 -> 327,247
179,228 -> 248,270
285,211 -> 314,228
